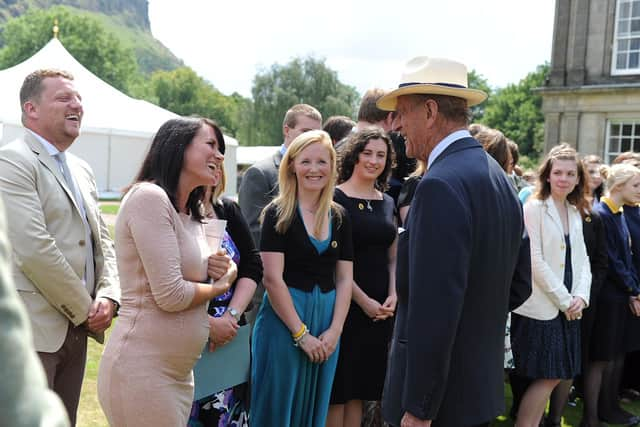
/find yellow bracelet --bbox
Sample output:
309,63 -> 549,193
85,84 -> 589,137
292,323 -> 307,339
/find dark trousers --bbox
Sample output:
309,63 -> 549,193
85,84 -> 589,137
38,324 -> 88,427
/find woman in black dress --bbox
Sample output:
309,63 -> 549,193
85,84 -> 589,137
327,128 -> 397,427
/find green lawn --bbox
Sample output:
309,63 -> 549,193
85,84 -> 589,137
77,333 -> 640,427
99,204 -> 119,215
85,208 -> 640,425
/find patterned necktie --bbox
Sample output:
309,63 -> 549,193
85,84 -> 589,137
54,152 -> 95,292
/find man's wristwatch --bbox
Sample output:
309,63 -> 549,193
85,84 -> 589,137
227,307 -> 241,322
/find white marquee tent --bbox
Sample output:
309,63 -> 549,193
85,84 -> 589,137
0,38 -> 238,197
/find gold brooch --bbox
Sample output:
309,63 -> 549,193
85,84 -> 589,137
358,203 -> 365,210
331,241 -> 338,248
585,216 -> 592,223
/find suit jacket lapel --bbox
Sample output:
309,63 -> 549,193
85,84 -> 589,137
543,198 -> 565,235
24,133 -> 83,216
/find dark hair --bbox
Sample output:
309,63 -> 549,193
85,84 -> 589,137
409,94 -> 471,126
507,139 -> 519,165
323,115 -> 355,144
582,154 -> 604,200
535,143 -> 589,217
390,131 -> 416,180
357,88 -> 389,123
338,128 -> 394,191
468,123 -> 488,137
476,129 -> 510,172
132,116 -> 226,222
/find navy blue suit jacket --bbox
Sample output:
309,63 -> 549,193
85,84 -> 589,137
382,137 -> 522,427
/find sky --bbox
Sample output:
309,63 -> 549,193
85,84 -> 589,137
148,0 -> 556,98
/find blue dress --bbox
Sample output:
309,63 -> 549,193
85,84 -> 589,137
251,208 -> 351,427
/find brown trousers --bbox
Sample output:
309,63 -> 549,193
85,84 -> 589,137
38,324 -> 88,427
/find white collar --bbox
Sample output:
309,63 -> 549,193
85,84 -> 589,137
427,129 -> 471,169
27,129 -> 61,157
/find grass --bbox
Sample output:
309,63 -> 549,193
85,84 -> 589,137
99,203 -> 119,215
77,333 -> 640,427
77,334 -> 109,427
85,204 -> 640,425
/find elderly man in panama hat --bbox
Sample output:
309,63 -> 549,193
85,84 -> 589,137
379,57 -> 523,427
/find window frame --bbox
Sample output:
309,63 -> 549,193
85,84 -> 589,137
606,119 -> 640,163
612,0 -> 640,75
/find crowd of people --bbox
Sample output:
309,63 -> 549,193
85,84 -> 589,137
2,56 -> 640,427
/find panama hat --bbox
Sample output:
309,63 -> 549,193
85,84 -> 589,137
377,57 -> 488,111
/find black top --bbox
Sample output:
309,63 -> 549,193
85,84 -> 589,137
397,175 -> 422,210
334,188 -> 396,303
582,210 -> 608,297
212,198 -> 263,285
260,203 -> 353,293
625,204 -> 640,274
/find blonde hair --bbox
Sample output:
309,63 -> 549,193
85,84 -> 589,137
601,163 -> 640,195
264,130 -> 340,237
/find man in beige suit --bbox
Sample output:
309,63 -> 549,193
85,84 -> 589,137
0,69 -> 120,426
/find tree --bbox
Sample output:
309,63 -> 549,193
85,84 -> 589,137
468,69 -> 492,123
482,64 -> 549,160
244,57 -> 360,146
147,67 -> 243,135
0,5 -> 140,93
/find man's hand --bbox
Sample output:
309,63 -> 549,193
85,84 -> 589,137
401,412 -> 431,427
86,297 -> 116,333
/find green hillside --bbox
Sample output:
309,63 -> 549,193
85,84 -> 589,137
0,0 -> 182,73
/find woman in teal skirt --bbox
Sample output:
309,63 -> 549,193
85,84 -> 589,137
251,130 -> 353,427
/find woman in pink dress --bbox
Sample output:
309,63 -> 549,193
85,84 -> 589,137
97,117 -> 236,426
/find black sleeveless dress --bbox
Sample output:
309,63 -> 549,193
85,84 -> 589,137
330,188 -> 397,403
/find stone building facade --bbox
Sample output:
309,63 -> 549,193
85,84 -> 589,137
540,0 -> 640,162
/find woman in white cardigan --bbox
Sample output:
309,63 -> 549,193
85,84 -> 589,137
511,144 -> 592,427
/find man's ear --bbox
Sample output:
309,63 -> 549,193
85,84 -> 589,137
424,99 -> 439,126
23,101 -> 37,119
283,125 -> 290,141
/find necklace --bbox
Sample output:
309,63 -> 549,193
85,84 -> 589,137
364,199 -> 373,211
300,204 -> 318,215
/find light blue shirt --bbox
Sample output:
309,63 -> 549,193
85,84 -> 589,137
427,129 -> 472,169
27,129 -> 61,159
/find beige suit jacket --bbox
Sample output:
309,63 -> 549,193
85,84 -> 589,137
0,131 -> 119,352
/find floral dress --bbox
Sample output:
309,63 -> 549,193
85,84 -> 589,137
188,231 -> 249,427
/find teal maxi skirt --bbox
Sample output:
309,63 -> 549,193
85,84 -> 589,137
250,286 -> 339,427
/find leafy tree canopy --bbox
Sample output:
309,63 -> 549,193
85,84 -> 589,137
244,57 -> 360,146
468,69 -> 492,123
482,63 -> 549,160
146,67 -> 243,136
0,5 -> 140,93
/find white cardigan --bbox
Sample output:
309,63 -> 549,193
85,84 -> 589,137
514,197 -> 592,320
